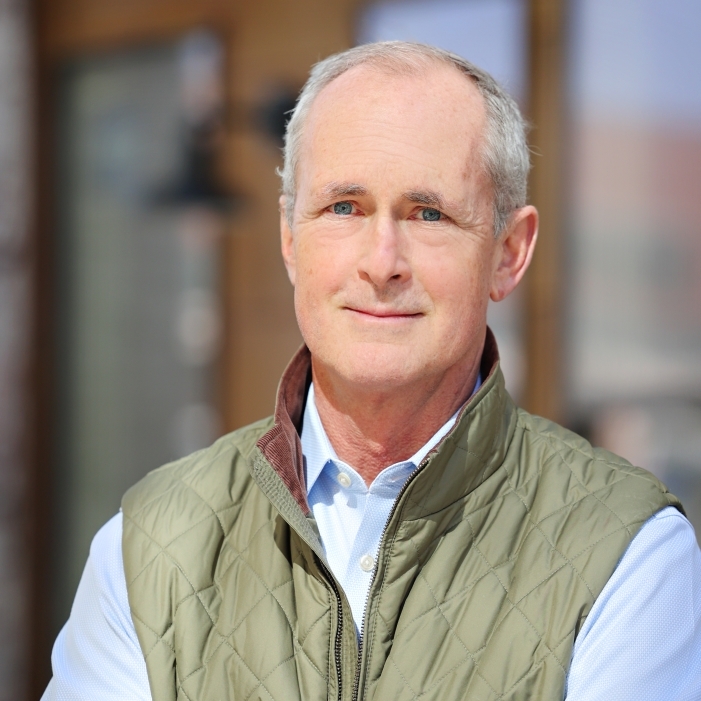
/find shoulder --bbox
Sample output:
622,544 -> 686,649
121,416 -> 275,587
513,407 -> 681,521
122,415 -> 274,522
502,407 -> 683,600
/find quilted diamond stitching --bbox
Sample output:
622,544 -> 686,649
418,570 -> 501,697
169,565 -> 325,699
215,538 -> 327,680
129,481 -> 331,690
465,521 -> 568,677
209,519 -> 283,593
500,461 -> 598,598
528,426 -> 634,539
383,534 -> 552,700
371,605 -> 492,699
130,611 -> 175,657
175,680 -> 195,701
125,517 -> 219,629
496,628 -> 572,700
388,474 -> 640,642
242,652 -> 296,701
126,503 -> 239,587
388,654 -> 421,700
186,552 -> 326,686
366,458 -> 633,698
132,514 -> 318,680
175,637 -> 273,700
125,392 -> 673,701
405,450 -> 641,567
297,606 -> 332,647
128,439 -> 232,519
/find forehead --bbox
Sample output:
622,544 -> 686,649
297,61 -> 489,200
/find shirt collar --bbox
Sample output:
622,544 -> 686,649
301,383 -> 341,493
301,373 -> 482,495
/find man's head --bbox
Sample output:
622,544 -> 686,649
279,42 -> 537,400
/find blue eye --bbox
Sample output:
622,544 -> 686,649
421,208 -> 442,221
333,201 -> 353,215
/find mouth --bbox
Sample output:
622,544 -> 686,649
344,307 -> 423,321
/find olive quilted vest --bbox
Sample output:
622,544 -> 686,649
122,333 -> 680,701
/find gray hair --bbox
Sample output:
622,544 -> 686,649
279,41 -> 530,237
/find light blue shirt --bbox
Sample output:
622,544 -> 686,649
43,385 -> 701,700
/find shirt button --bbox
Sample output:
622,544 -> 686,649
359,554 -> 375,572
337,472 -> 352,488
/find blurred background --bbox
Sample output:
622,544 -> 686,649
0,0 -> 700,697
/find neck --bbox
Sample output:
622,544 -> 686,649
311,353 -> 482,486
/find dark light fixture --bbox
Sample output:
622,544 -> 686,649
151,117 -> 239,212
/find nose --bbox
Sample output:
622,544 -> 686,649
357,215 -> 411,290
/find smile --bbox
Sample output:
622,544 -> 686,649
344,307 -> 423,321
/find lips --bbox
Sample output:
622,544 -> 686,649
344,307 -> 422,319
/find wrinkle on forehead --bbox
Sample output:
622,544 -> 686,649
306,61 -> 486,145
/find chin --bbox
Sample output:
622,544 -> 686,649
324,341 -> 430,391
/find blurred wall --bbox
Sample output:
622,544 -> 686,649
0,0 -> 32,699
566,0 -> 701,538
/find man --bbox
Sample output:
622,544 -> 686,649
44,42 -> 701,701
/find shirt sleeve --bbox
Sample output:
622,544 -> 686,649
565,506 -> 701,701
41,512 -> 152,701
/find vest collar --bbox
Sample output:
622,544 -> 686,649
256,327 -> 509,515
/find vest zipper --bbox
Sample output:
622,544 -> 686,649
317,557 -> 345,701
351,454 -> 432,701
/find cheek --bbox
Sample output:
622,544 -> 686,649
291,230 -> 352,339
421,249 -> 493,318
294,238 -> 339,299
294,225 -> 360,294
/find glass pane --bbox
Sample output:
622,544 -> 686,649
53,32 -> 225,632
357,0 -> 529,400
568,0 -> 701,536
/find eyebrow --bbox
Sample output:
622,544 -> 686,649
402,189 -> 448,210
317,183 -> 453,212
319,182 -> 369,199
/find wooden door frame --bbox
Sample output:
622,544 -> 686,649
524,0 -> 567,423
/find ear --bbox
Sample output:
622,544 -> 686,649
279,196 -> 296,286
490,205 -> 538,302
